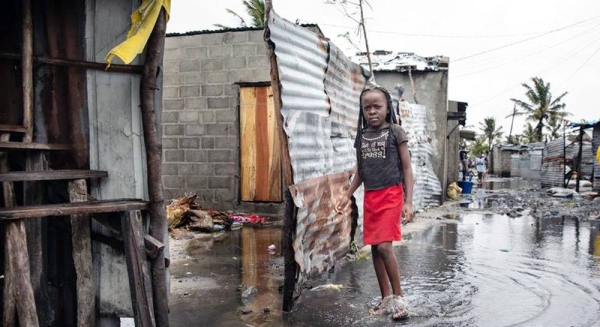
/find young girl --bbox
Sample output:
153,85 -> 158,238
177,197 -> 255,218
335,85 -> 414,320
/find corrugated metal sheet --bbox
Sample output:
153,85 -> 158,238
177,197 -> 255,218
396,100 -> 442,210
289,172 -> 353,279
594,125 -> 600,190
541,139 -> 565,188
266,9 -> 368,291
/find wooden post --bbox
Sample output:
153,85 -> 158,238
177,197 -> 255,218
140,9 -> 169,327
68,179 -> 95,327
21,0 -> 34,143
264,1 -> 297,311
1,134 -> 39,327
121,211 -> 154,327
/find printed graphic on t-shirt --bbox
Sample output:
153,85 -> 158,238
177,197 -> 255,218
361,131 -> 389,159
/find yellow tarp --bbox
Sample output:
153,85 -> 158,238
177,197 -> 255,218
597,146 -> 600,165
106,0 -> 171,66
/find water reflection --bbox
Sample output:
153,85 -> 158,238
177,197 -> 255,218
170,216 -> 600,327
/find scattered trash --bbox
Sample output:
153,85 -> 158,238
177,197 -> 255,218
446,182 -> 462,200
240,309 -> 253,315
310,283 -> 344,292
267,244 -> 276,254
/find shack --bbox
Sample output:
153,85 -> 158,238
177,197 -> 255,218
1,0 -> 169,326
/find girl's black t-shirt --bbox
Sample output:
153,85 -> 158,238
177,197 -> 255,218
354,124 -> 408,190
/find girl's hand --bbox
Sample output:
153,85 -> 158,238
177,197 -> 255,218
335,194 -> 350,214
402,203 -> 413,225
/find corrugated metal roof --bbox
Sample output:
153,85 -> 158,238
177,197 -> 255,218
352,51 -> 447,72
166,23 -> 320,37
266,8 -> 368,293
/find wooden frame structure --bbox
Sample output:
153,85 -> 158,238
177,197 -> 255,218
0,2 -> 169,326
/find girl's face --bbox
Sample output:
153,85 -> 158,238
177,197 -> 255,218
361,90 -> 389,129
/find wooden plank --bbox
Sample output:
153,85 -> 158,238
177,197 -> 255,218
0,169 -> 108,182
121,211 -> 154,327
0,142 -> 71,151
144,234 -> 165,260
0,124 -> 27,133
240,86 -> 282,202
0,52 -> 144,74
240,87 -> 257,201
68,179 -> 94,327
266,86 -> 282,201
0,199 -> 149,220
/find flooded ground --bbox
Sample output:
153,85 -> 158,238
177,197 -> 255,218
169,179 -> 600,327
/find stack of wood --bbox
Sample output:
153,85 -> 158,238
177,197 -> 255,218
166,193 -> 232,232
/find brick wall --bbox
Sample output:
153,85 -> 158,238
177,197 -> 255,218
162,29 -> 272,211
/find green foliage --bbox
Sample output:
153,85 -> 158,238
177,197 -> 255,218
505,134 -> 522,144
522,123 -> 537,144
214,0 -> 265,29
510,77 -> 568,143
479,116 -> 503,149
469,135 -> 488,157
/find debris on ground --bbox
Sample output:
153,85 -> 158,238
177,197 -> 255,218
446,182 -> 462,200
166,193 -> 268,234
309,283 -> 344,292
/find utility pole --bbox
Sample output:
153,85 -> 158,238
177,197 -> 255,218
508,103 -> 516,143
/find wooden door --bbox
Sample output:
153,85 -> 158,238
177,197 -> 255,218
240,86 -> 282,202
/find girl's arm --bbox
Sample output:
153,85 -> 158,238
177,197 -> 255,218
399,142 -> 414,223
335,166 -> 362,214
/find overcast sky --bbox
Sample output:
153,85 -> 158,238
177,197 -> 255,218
167,0 -> 600,137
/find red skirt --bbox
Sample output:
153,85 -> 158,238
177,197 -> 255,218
363,183 -> 404,245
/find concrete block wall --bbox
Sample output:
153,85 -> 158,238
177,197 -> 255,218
162,29 -> 273,211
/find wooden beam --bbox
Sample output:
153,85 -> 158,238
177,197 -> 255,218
140,9 -> 169,327
0,52 -> 144,74
121,211 -> 154,327
0,199 -> 149,220
0,169 -> 108,182
1,134 -> 39,327
0,142 -> 71,151
0,124 -> 27,133
143,234 -> 165,260
22,0 -> 33,143
68,179 -> 94,327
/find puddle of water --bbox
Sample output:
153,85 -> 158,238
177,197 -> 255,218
170,216 -> 600,327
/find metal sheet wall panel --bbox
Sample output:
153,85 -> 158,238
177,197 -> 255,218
594,125 -> 600,190
400,103 -> 442,209
266,9 -> 368,291
541,139 -> 565,187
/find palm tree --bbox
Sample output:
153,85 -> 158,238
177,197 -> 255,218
510,77 -> 568,143
546,116 -> 565,141
469,135 -> 488,157
505,134 -> 522,144
522,123 -> 536,144
214,0 -> 265,29
479,117 -> 503,150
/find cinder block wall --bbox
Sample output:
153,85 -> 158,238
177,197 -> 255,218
162,28 -> 272,211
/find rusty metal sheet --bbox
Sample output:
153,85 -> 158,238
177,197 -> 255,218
289,172 -> 353,282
